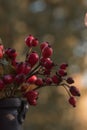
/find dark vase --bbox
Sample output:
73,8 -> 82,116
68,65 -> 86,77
0,98 -> 28,130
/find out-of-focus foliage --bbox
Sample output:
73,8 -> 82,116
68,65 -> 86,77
0,0 -> 87,130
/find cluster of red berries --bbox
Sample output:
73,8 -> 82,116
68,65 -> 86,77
0,35 -> 80,107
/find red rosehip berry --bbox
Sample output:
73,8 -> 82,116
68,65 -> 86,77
43,58 -> 54,69
60,63 -> 68,69
25,90 -> 38,99
39,57 -> 46,66
27,52 -> 39,67
25,35 -> 34,47
0,44 -> 4,50
0,44 -> 4,58
5,48 -> 17,59
52,75 -> 60,84
35,78 -> 44,86
29,99 -> 37,106
16,62 -> 25,74
0,79 -> 5,90
66,77 -> 74,84
69,86 -> 80,96
14,74 -> 25,84
68,96 -> 76,107
11,59 -> 17,67
0,49 -> 3,59
42,46 -> 53,58
40,42 -> 49,50
23,64 -> 31,74
3,74 -> 14,84
27,75 -> 37,84
32,38 -> 39,46
58,69 -> 67,76
25,90 -> 38,106
45,77 -> 52,85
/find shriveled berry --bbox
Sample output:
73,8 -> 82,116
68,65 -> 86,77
66,77 -> 74,84
68,96 -> 76,107
69,86 -> 80,96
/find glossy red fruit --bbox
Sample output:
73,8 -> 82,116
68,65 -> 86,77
25,90 -> 38,99
25,35 -> 34,47
0,44 -> 4,58
23,64 -> 31,74
16,62 -> 25,74
0,49 -> 3,59
27,52 -> 39,67
43,58 -> 54,69
68,96 -> 76,107
32,38 -> 39,46
0,79 -> 5,90
25,91 -> 38,106
27,75 -> 37,84
3,74 -> 14,84
29,99 -> 37,106
40,42 -> 48,50
42,46 -> 53,58
0,44 -> 4,50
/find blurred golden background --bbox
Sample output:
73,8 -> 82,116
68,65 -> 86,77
0,0 -> 87,130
